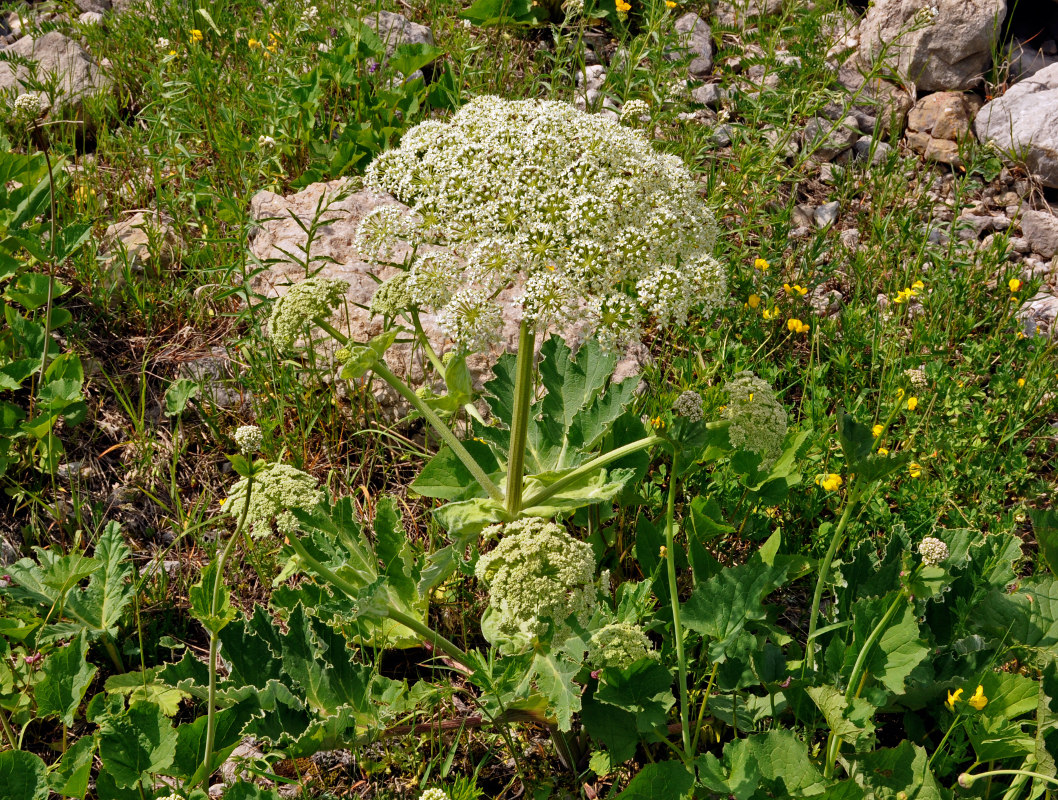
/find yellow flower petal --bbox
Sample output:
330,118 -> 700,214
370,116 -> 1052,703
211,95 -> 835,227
968,685 -> 987,710
946,688 -> 964,710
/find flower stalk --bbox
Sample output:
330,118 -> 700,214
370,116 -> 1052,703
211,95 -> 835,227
505,321 -> 537,516
664,451 -> 694,765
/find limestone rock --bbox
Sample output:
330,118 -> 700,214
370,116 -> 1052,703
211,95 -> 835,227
837,54 -> 913,132
100,211 -> 180,289
1018,292 -> 1058,338
362,10 -> 435,62
905,91 -> 981,165
671,13 -> 714,79
713,0 -> 783,28
801,116 -> 859,161
247,181 -> 648,417
0,32 -> 112,119
974,63 -> 1058,187
858,0 -> 1007,91
1021,209 -> 1058,259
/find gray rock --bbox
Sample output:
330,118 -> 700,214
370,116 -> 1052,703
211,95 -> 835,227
974,63 -> 1058,187
788,225 -> 812,240
1021,209 -> 1058,259
691,82 -> 726,108
0,32 -> 112,120
858,0 -> 1007,91
100,211 -> 180,291
75,0 -> 110,12
1018,292 -> 1058,338
1009,236 -> 1031,253
1004,39 -> 1058,82
362,10 -> 435,60
927,225 -> 950,244
672,13 -> 714,79
840,228 -> 861,248
78,11 -> 105,25
802,116 -> 859,160
815,201 -> 840,228
853,135 -> 892,164
714,0 -> 783,28
576,64 -> 607,91
837,55 -> 913,131
792,204 -> 816,228
713,123 -> 733,146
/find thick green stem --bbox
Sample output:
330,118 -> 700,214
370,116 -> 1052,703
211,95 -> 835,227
805,485 -> 859,674
410,308 -> 446,376
520,435 -> 662,511
0,706 -> 18,750
958,770 -> 1058,790
823,589 -> 904,779
664,452 -> 693,762
201,474 -> 253,789
505,321 -> 537,516
371,359 -> 504,504
284,533 -> 471,667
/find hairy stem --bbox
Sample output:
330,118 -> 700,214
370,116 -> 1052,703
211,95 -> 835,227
664,452 -> 693,763
505,321 -> 537,516
201,473 -> 253,789
805,483 -> 859,674
0,706 -> 18,750
823,589 -> 904,779
520,435 -> 662,511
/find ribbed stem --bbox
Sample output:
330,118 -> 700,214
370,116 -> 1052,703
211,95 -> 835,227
665,452 -> 693,762
505,321 -> 537,516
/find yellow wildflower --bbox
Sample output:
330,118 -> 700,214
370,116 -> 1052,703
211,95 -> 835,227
747,293 -> 761,309
762,307 -> 778,320
1017,378 -> 1025,388
650,416 -> 665,429
911,280 -> 925,291
909,462 -> 922,478
907,397 -> 918,411
615,0 -> 631,10
659,545 -> 668,558
666,1 -> 677,6
784,283 -> 808,296
1008,278 -> 1022,292
878,447 -> 889,455
787,318 -> 809,334
816,473 -> 843,492
248,37 -> 261,48
872,424 -> 883,438
754,257 -> 770,271
968,685 -> 987,710
190,29 -> 203,42
946,688 -> 964,710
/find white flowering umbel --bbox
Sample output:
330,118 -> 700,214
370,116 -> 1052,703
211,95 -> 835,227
269,277 -> 349,350
918,537 -> 949,567
419,790 -> 450,800
233,425 -> 263,455
12,92 -> 48,124
361,96 -> 725,351
589,622 -> 655,669
722,371 -> 788,470
475,518 -> 598,650
673,390 -> 704,422
620,99 -> 650,125
225,463 -> 325,537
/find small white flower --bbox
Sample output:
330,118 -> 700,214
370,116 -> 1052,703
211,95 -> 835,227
257,134 -> 276,149
419,790 -> 451,800
918,537 -> 949,566
12,92 -> 47,123
620,99 -> 650,125
156,37 -> 171,49
438,288 -> 504,352
233,425 -> 263,455
673,390 -> 704,421
301,5 -> 319,22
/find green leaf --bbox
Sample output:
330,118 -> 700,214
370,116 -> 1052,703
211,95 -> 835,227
411,440 -> 502,501
339,330 -> 397,379
852,741 -> 944,800
696,730 -> 827,800
48,735 -> 95,798
104,671 -> 189,716
189,560 -> 236,635
527,652 -> 581,731
593,660 -> 675,733
96,700 -> 178,789
432,497 -> 509,537
0,750 -> 48,800
844,593 -> 929,696
837,408 -> 874,469
222,784 -> 282,800
163,378 -> 199,417
1030,508 -> 1058,578
3,272 -> 69,311
806,685 -> 876,751
581,697 -> 639,763
615,760 -> 693,799
967,716 -> 1035,762
36,630 -> 97,726
459,0 -> 542,26
170,701 -> 259,782
65,522 -> 134,639
389,43 -> 445,82
976,579 -> 1058,658
373,496 -> 418,606
682,533 -> 792,660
